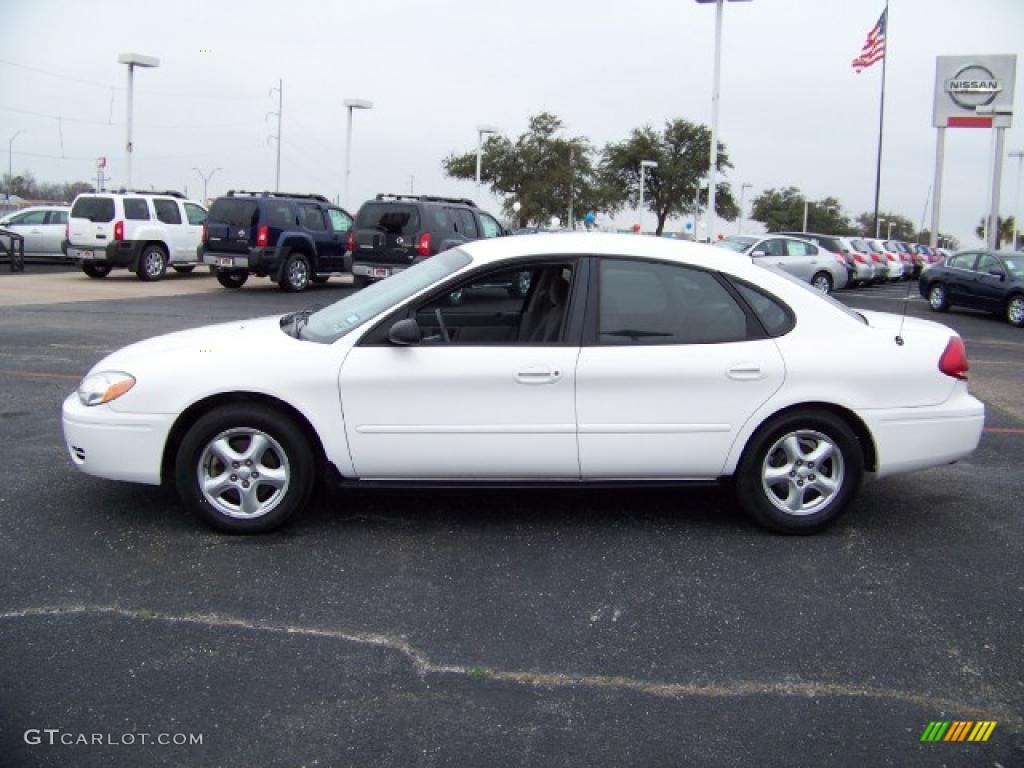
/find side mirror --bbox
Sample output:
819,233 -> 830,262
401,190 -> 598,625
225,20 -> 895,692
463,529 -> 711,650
388,318 -> 421,346
751,250 -> 766,258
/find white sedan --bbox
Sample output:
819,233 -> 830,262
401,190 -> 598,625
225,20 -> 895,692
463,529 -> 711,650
62,233 -> 984,534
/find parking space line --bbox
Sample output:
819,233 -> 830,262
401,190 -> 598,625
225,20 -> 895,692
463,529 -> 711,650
984,427 -> 1024,434
0,368 -> 80,381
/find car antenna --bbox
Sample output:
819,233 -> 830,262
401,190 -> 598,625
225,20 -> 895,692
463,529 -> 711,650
894,245 -> 915,347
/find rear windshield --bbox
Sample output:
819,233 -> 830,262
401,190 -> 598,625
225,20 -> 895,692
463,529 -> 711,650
209,199 -> 259,229
849,238 -> 871,253
71,196 -> 115,223
355,203 -> 420,235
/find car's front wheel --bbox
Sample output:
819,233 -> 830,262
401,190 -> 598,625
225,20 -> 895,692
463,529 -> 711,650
927,282 -> 949,312
138,245 -> 168,282
216,270 -> 248,289
1006,294 -> 1024,328
175,405 -> 315,533
82,263 -> 112,279
735,409 -> 864,534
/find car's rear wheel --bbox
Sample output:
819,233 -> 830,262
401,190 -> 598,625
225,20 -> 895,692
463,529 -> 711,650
138,245 -> 168,282
173,265 -> 195,274
735,409 -> 864,534
82,263 -> 112,279
811,272 -> 833,294
1006,294 -> 1024,328
175,405 -> 315,533
280,252 -> 311,292
216,270 -> 248,289
927,283 -> 949,312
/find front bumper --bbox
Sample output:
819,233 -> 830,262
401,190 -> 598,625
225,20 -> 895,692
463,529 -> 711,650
862,388 -> 985,478
62,395 -> 175,485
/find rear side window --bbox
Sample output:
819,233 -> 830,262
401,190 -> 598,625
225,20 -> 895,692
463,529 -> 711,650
209,199 -> 259,228
123,199 -> 150,220
299,204 -> 326,231
71,196 -> 115,223
47,211 -> 68,225
598,258 -> 749,345
732,280 -> 794,337
785,240 -> 815,256
153,199 -> 182,225
355,203 -> 420,236
948,253 -> 976,270
265,203 -> 295,229
183,203 -> 207,225
455,209 -> 478,238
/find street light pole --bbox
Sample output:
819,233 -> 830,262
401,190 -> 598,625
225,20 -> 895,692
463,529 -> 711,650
887,221 -> 895,240
737,182 -> 751,234
639,160 -> 658,234
343,99 -> 374,209
876,218 -> 886,239
7,129 -> 25,201
475,124 -> 499,203
117,53 -> 159,191
193,167 -> 222,203
1010,149 -> 1024,251
802,199 -> 809,233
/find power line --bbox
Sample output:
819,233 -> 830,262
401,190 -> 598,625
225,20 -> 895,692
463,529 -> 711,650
0,103 -> 256,130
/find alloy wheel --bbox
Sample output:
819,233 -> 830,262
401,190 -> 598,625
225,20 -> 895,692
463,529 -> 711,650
761,430 -> 845,516
196,428 -> 291,519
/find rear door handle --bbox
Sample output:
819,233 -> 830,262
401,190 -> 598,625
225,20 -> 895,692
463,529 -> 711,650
515,366 -> 561,385
727,364 -> 766,381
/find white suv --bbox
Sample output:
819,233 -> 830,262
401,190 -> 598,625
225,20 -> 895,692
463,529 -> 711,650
65,191 -> 207,280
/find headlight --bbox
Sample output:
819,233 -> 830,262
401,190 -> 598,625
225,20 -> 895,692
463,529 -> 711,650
77,371 -> 136,406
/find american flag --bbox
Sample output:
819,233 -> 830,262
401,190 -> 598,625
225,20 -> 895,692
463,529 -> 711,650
851,9 -> 887,73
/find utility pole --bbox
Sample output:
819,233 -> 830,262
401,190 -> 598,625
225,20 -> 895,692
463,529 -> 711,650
7,130 -> 26,201
193,167 -> 222,203
568,147 -> 574,230
269,79 -> 282,192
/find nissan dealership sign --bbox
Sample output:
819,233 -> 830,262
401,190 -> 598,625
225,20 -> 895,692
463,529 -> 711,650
934,55 -> 1015,128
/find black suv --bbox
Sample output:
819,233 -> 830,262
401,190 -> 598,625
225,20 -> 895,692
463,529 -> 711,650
350,194 -> 508,288
200,191 -> 353,292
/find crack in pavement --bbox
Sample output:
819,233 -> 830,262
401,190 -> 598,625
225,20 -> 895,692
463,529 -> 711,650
3,604 -> 1021,731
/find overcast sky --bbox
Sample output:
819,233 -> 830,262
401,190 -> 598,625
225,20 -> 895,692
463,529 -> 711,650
2,0 -> 1022,245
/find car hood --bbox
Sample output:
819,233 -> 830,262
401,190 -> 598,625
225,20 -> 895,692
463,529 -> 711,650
88,315 -> 288,373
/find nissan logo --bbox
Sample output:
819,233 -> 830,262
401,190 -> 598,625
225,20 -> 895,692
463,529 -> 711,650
945,64 -> 1002,109
395,236 -> 404,246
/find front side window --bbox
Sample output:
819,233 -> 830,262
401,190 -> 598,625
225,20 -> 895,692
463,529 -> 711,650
184,203 -> 207,225
153,199 -> 182,225
16,210 -> 48,225
71,196 -> 115,223
479,213 -> 501,238
598,258 -> 749,345
757,239 -> 786,257
123,199 -> 150,220
327,208 -> 352,233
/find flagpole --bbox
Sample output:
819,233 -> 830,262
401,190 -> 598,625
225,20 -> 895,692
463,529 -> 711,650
871,0 -> 888,238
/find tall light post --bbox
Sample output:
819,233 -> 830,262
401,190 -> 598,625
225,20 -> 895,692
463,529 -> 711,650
1009,149 -> 1023,251
343,99 -> 373,208
475,124 -> 499,203
694,178 -> 707,240
117,53 -> 160,191
638,160 -> 658,234
887,221 -> 895,240
7,129 -> 25,201
737,182 -> 751,234
694,0 -> 752,244
193,167 -> 222,203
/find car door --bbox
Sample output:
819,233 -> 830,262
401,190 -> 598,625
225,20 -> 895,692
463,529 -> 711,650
944,252 -> 979,303
970,254 -> 1008,310
784,239 -> 821,281
297,204 -> 331,269
575,257 -> 786,479
43,210 -> 68,253
181,203 -> 207,258
338,259 -> 585,479
324,207 -> 353,271
751,238 -> 791,274
152,198 -> 185,259
7,210 -> 48,254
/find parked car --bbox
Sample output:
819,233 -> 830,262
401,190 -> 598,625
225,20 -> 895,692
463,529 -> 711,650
919,250 -> 1024,327
200,191 -> 353,292
776,232 -> 864,286
885,240 -> 915,279
0,205 -> 70,260
849,237 -> 886,284
867,238 -> 903,281
62,233 -> 983,535
349,194 -> 508,288
714,234 -> 849,293
65,191 -> 207,280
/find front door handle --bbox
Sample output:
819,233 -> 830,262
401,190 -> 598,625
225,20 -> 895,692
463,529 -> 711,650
727,363 -> 766,381
515,366 -> 561,385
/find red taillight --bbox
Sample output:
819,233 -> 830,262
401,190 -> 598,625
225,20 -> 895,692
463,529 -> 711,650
416,232 -> 432,256
113,220 -> 124,241
346,231 -> 354,253
854,254 -> 866,263
201,223 -> 208,244
887,254 -> 895,261
256,224 -> 269,247
938,337 -> 969,380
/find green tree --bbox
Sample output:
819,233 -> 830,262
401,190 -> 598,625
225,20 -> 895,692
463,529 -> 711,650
600,119 -> 737,236
751,187 -> 852,234
442,112 -> 612,228
853,211 -> 915,240
974,215 -> 1015,248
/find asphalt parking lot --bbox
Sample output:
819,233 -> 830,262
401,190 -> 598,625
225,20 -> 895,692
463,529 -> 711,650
0,267 -> 1021,767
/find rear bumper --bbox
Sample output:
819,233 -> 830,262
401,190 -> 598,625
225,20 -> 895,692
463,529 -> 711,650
200,245 -> 281,274
352,261 -> 413,279
62,395 -> 174,485
862,388 -> 985,478
67,240 -> 144,269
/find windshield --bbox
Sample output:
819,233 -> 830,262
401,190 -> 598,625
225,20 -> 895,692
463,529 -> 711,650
300,249 -> 472,343
849,238 -> 871,253
715,236 -> 755,253
760,264 -> 868,325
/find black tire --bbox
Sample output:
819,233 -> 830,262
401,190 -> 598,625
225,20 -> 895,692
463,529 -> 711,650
811,271 -> 833,294
312,275 -> 330,285
352,275 -> 370,290
216,270 -> 248,289
175,404 -> 315,533
137,244 -> 168,282
1006,293 -> 1024,328
279,252 -> 311,292
173,265 -> 196,274
927,282 -> 949,312
82,263 -> 112,279
734,409 -> 864,535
